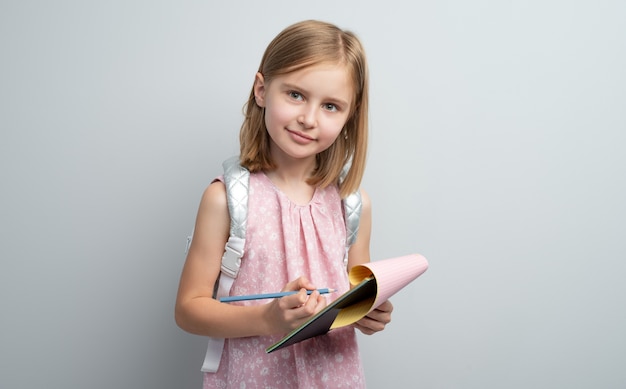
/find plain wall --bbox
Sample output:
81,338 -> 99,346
1,1 -> 625,388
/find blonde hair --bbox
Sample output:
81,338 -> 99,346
239,20 -> 369,198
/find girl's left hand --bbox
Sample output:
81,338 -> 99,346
353,299 -> 393,335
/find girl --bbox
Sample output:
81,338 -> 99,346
175,20 -> 393,388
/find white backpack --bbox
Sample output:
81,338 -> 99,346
185,156 -> 362,372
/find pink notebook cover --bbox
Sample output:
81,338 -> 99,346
266,253 -> 429,353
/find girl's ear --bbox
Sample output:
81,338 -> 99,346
253,72 -> 266,107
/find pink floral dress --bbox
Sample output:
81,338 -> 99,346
203,172 -> 365,388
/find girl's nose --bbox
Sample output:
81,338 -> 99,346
297,106 -> 317,129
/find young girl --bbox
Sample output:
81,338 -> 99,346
175,20 -> 393,388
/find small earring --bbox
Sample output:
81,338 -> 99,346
343,130 -> 348,140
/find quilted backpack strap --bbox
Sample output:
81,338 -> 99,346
184,156 -> 249,280
201,156 -> 250,373
219,156 -> 249,279
339,160 -> 363,265
343,191 -> 362,247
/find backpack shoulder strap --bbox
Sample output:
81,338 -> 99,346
339,160 -> 363,263
184,156 -> 249,279
200,156 -> 250,373
343,190 -> 362,247
219,156 -> 250,278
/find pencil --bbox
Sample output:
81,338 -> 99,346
219,288 -> 335,303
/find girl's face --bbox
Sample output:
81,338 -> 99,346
254,63 -> 354,164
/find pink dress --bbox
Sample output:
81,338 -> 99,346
203,172 -> 365,388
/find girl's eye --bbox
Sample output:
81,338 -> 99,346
288,91 -> 303,101
323,103 -> 338,112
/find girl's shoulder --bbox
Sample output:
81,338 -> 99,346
200,179 -> 228,213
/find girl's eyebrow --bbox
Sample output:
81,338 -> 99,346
282,82 -> 350,108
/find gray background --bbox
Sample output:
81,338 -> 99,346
1,1 -> 625,388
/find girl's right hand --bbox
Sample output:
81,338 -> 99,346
262,276 -> 327,334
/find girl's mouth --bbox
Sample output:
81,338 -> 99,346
287,129 -> 315,143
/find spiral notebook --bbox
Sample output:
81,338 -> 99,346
266,253 -> 429,353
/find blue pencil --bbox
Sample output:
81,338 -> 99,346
220,288 -> 335,303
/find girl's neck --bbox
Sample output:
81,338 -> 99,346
268,147 -> 317,181
265,154 -> 317,205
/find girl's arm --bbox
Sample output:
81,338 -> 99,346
347,189 -> 394,335
174,181 -> 326,338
